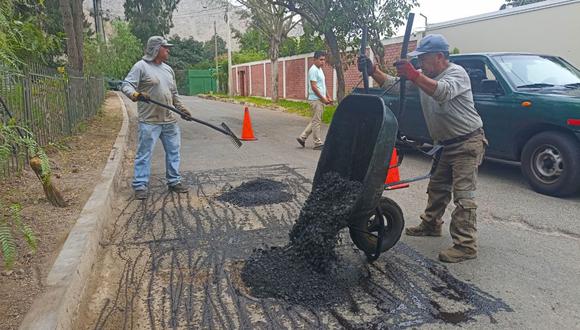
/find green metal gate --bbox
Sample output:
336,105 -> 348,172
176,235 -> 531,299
187,69 -> 217,95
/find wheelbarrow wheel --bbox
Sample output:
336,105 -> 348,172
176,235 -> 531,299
349,197 -> 404,259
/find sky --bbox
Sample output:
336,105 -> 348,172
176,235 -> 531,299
397,0 -> 508,35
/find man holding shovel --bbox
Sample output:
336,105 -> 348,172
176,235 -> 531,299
122,36 -> 192,200
359,34 -> 486,263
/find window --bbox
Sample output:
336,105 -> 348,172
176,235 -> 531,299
453,59 -> 499,94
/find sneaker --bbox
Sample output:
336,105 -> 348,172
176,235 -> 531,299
438,245 -> 477,263
134,189 -> 148,200
313,144 -> 324,150
296,137 -> 305,148
405,221 -> 442,237
169,182 -> 189,193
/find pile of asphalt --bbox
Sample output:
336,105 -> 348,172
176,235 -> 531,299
217,178 -> 294,207
241,172 -> 364,307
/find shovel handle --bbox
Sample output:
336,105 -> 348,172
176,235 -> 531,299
147,99 -> 230,135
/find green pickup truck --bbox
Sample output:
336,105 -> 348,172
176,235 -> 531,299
371,53 -> 580,197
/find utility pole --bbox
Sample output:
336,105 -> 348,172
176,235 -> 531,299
225,3 -> 233,96
92,0 -> 106,42
214,21 -> 219,93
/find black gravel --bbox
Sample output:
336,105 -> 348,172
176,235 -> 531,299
217,178 -> 294,207
242,172 -> 364,307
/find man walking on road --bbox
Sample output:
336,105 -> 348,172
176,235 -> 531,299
122,36 -> 192,200
297,51 -> 332,150
359,34 -> 487,263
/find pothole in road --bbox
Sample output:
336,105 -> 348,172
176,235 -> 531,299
217,178 -> 294,207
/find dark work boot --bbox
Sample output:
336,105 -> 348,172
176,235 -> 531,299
169,182 -> 189,193
296,137 -> 306,148
134,189 -> 148,200
405,221 -> 442,237
438,245 -> 477,263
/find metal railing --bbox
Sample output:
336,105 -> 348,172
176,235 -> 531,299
0,63 -> 105,177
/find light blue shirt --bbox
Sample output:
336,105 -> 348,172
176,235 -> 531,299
307,65 -> 326,101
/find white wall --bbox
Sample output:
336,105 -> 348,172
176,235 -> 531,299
428,0 -> 580,67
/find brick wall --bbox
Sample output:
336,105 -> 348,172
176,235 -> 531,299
250,64 -> 264,97
285,58 -> 306,99
231,39 -> 414,100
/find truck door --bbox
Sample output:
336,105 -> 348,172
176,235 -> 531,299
452,57 -> 515,159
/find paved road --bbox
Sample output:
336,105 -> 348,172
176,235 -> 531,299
83,95 -> 580,329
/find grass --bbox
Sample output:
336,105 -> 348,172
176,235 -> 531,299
208,94 -> 337,124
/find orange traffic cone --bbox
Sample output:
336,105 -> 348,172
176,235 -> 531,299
385,149 -> 409,190
240,106 -> 257,141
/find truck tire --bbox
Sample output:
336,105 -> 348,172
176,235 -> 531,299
349,197 -> 404,258
521,131 -> 580,197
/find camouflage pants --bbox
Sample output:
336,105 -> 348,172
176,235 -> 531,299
421,133 -> 487,252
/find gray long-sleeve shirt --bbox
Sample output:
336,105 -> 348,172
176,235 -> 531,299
383,63 -> 483,142
121,60 -> 187,124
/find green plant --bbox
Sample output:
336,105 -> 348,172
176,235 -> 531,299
0,202 -> 37,269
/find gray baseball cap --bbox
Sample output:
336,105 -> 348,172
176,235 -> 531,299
142,36 -> 174,61
408,34 -> 449,57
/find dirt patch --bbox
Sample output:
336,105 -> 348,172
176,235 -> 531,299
0,92 -> 123,330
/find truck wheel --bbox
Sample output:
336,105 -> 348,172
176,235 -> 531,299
349,197 -> 404,257
521,131 -> 580,197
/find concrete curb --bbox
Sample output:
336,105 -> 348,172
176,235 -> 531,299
20,93 -> 130,330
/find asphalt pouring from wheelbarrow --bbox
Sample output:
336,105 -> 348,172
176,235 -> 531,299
241,172 -> 365,307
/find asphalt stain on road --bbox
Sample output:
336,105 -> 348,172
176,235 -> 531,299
88,164 -> 512,330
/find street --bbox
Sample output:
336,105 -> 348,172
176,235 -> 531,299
81,95 -> 580,329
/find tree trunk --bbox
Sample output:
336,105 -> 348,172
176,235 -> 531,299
270,37 -> 280,103
72,0 -> 84,71
325,31 -> 345,101
59,0 -> 83,72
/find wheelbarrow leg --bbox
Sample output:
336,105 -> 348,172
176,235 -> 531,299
366,205 -> 386,262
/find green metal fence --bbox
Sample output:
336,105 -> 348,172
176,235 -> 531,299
0,63 -> 105,177
187,69 -> 217,95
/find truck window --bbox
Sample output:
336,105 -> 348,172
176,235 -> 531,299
453,59 -> 499,94
493,55 -> 580,88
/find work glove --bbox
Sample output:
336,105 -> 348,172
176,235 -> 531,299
394,60 -> 420,82
357,55 -> 376,75
180,108 -> 192,119
130,92 -> 150,102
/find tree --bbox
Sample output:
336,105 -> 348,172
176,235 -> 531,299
501,0 -> 545,9
236,1 -> 299,102
167,36 -> 206,70
84,20 -> 142,79
124,0 -> 181,44
270,0 -> 348,100
0,0 -> 62,67
272,0 -> 416,101
349,0 -> 417,71
59,0 -> 84,71
202,34 -> 227,61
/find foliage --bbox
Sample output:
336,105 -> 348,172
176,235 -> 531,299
501,0 -> 545,9
0,202 -> 37,269
271,0 -> 417,100
236,25 -> 325,58
0,0 -> 62,68
343,0 -> 418,70
124,0 -> 181,44
166,36 -> 205,70
0,121 -> 41,269
84,20 -> 142,79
